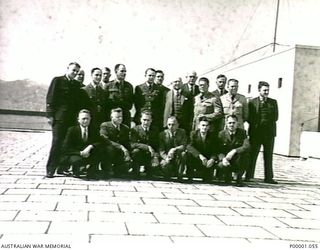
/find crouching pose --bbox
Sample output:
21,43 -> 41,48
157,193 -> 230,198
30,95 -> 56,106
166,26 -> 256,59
186,116 -> 218,182
217,114 -> 250,186
159,116 -> 187,180
60,109 -> 100,178
130,110 -> 159,179
99,108 -> 132,179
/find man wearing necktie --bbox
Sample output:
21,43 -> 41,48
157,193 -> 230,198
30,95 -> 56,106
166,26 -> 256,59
159,116 -> 187,181
130,110 -> 160,179
212,74 -> 228,97
187,116 -> 218,182
82,68 -> 108,128
60,109 -> 101,178
134,68 -> 162,130
217,114 -> 250,186
105,64 -> 134,127
246,81 -> 278,184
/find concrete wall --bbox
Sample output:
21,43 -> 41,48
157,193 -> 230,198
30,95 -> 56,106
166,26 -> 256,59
291,46 -> 320,155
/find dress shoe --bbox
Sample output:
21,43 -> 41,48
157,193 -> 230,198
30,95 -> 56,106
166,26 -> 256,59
57,170 -> 71,176
264,179 -> 278,184
236,179 -> 246,187
46,172 -> 54,178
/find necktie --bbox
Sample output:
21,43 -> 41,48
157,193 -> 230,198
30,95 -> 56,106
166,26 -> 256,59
83,128 -> 88,142
230,133 -> 234,141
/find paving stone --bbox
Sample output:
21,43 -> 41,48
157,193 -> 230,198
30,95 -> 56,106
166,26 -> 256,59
61,189 -> 113,196
178,206 -> 239,216
87,195 -> 143,205
48,221 -> 127,235
114,191 -> 165,198
27,194 -> 86,203
0,221 -> 49,233
245,201 -> 307,210
119,204 -> 180,214
195,200 -> 252,208
218,215 -> 287,227
265,227 -> 320,242
126,222 -> 204,236
0,194 -> 28,202
4,188 -> 62,195
286,210 -> 320,220
89,211 -> 157,223
0,201 -> 56,211
15,211 -> 87,222
0,183 -> 39,189
88,185 -> 136,192
163,192 -> 214,200
134,186 -> 185,194
198,224 -> 278,239
277,218 -> 320,229
211,194 -> 263,202
0,211 -> 18,221
56,202 -> 119,212
90,235 -> 172,245
233,208 -> 298,218
142,197 -> 197,206
154,213 -> 224,225
38,183 -> 88,190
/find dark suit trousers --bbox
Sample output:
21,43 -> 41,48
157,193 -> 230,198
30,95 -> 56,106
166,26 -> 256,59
131,148 -> 153,175
247,134 -> 275,180
46,121 -> 68,174
221,152 -> 250,180
186,153 -> 214,180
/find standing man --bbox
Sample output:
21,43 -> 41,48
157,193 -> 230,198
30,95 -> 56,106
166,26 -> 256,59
106,64 -> 134,127
159,116 -> 187,181
60,109 -> 100,178
181,71 -> 200,135
134,68 -> 162,129
130,110 -> 159,179
246,81 -> 278,184
100,108 -> 132,179
82,68 -> 108,127
45,62 -> 83,178
220,79 -> 248,129
217,115 -> 250,186
193,77 -> 223,136
74,69 -> 86,87
163,77 -> 189,132
155,70 -> 170,130
100,67 -> 111,91
186,116 -> 218,182
212,74 -> 228,97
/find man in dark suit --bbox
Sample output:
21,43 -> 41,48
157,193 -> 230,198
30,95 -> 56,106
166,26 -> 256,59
246,81 -> 278,184
105,64 -> 134,127
100,67 -> 111,91
60,109 -> 100,178
155,70 -> 170,130
130,110 -> 159,179
163,77 -> 189,133
217,114 -> 250,186
212,74 -> 228,97
134,68 -> 162,130
186,116 -> 218,182
181,71 -> 200,135
82,67 -> 108,127
45,62 -> 85,178
99,108 -> 132,179
159,116 -> 187,180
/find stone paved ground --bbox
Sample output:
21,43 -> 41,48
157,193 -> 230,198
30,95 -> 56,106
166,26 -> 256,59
0,130 -> 319,250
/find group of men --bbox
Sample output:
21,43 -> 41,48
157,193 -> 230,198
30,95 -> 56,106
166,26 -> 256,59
45,62 -> 279,186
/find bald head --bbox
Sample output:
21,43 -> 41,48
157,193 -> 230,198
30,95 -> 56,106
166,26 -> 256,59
186,71 -> 198,85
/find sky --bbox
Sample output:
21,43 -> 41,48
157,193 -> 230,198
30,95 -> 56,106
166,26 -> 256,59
0,0 -> 319,86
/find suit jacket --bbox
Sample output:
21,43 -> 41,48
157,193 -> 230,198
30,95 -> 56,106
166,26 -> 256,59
62,124 -> 100,155
82,83 -> 108,124
130,125 -> 159,153
134,83 -> 162,124
217,128 -> 250,158
248,97 -> 278,137
212,89 -> 228,97
163,90 -> 189,127
187,130 -> 218,159
193,92 -> 223,131
46,75 -> 85,125
159,128 -> 187,159
181,83 -> 200,99
100,121 -> 131,150
220,93 -> 248,129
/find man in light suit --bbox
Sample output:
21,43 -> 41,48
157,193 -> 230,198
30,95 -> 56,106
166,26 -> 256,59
46,62 -> 85,178
163,77 -> 189,133
217,114 -> 250,186
159,116 -> 187,180
220,78 -> 248,130
60,109 -> 100,178
130,110 -> 159,179
246,81 -> 278,184
82,68 -> 108,127
193,77 -> 223,136
187,116 -> 218,182
134,68 -> 162,129
181,71 -> 200,135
